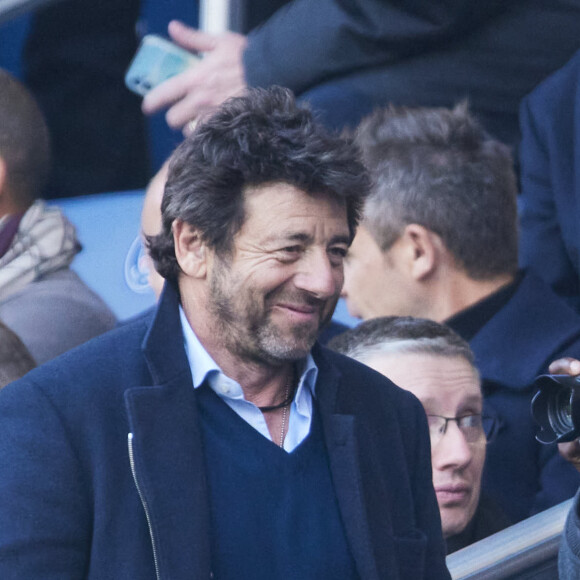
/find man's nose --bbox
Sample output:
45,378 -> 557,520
294,251 -> 341,298
432,421 -> 473,470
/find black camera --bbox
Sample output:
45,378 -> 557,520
531,374 -> 580,444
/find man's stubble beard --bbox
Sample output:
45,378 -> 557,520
208,265 -> 334,366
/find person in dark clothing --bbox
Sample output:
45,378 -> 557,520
143,0 -> 580,148
329,316 -> 512,553
538,357 -> 580,578
0,87 -> 451,579
22,0 -> 149,197
519,49 -> 580,311
341,103 -> 580,522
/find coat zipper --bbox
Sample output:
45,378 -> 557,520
128,432 -> 162,580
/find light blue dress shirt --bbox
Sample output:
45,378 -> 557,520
179,307 -> 318,452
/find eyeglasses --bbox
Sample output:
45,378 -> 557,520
426,413 -> 496,445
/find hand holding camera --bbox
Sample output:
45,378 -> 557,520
532,357 -> 580,473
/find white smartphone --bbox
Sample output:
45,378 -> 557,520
125,34 -> 201,96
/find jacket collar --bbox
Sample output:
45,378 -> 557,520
313,345 -> 382,580
142,282 -> 190,384
470,270 -> 580,390
126,282 -> 212,578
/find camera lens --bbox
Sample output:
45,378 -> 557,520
548,387 -> 574,436
533,375 -> 580,444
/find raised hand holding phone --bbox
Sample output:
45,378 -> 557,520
141,20 -> 248,135
125,34 -> 202,97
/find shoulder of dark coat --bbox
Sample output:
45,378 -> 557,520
315,344 -> 425,416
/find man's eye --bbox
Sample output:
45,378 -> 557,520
329,247 -> 348,261
277,246 -> 302,261
459,414 -> 482,428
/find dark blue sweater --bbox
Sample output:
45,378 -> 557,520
197,384 -> 359,580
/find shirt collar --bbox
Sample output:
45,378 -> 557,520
179,306 -> 319,403
180,306 -> 221,388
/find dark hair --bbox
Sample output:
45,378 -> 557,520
328,316 -> 476,369
0,69 -> 51,207
355,103 -> 518,279
0,321 -> 35,388
148,87 -> 370,282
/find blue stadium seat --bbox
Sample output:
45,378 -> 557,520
50,190 -> 156,320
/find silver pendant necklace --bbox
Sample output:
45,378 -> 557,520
257,368 -> 295,448
278,380 -> 291,448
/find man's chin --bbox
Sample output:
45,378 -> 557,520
442,515 -> 470,539
258,322 -> 319,361
440,502 -> 478,539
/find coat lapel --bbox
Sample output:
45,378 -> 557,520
315,346 -> 382,580
125,284 -> 212,578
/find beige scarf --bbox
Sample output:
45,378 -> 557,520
0,200 -> 80,301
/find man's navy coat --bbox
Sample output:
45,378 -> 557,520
244,0 -> 580,146
519,49 -> 580,309
468,271 -> 580,521
0,285 -> 450,579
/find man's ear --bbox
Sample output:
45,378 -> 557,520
401,223 -> 442,281
173,219 -> 208,278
